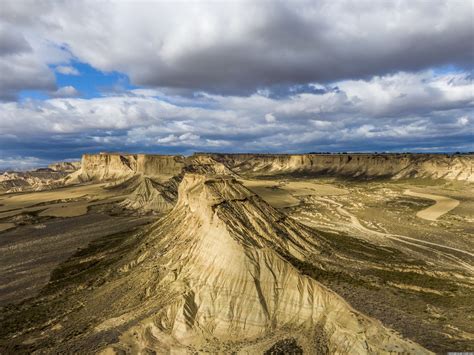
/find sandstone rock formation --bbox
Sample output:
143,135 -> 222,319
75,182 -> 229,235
96,173 -> 429,354
116,175 -> 178,213
67,153 -> 186,183
48,161 -> 81,172
4,153 -> 469,352
0,169 -> 74,193
67,153 -> 474,186
204,153 -> 474,181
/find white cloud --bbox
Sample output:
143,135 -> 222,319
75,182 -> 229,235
265,113 -> 276,123
50,85 -> 79,98
0,70 -> 471,156
55,65 -> 80,75
0,155 -> 49,170
457,116 -> 469,126
157,132 -> 200,145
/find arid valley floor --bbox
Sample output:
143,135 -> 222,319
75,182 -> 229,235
0,153 -> 473,354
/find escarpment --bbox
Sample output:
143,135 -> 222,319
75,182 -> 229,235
67,152 -> 474,185
203,153 -> 474,181
67,153 -> 186,183
58,151 -> 473,217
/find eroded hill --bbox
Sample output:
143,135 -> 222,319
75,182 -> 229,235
0,173 -> 430,354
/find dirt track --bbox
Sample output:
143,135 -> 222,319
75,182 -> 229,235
404,190 -> 459,221
316,196 -> 474,271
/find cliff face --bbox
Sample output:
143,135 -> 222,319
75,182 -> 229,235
205,153 -> 474,181
66,152 -> 474,184
69,153 -> 186,182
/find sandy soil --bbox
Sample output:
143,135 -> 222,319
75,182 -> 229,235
0,182 -> 146,305
240,179 -> 348,208
280,180 -> 348,196
38,202 -> 89,217
404,190 -> 460,221
240,180 -> 299,208
0,183 -> 128,221
0,213 -> 153,306
315,196 -> 474,269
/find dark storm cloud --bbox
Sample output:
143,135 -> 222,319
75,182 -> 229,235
115,1 -> 474,94
0,27 -> 31,55
0,23 -> 57,100
2,0 -> 471,96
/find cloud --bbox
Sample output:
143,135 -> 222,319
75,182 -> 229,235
157,133 -> 200,145
0,155 -> 49,171
0,0 -> 472,163
265,113 -> 277,123
50,85 -> 80,98
0,25 -> 31,55
0,70 -> 472,163
457,116 -> 469,126
1,0 -> 473,96
55,65 -> 80,75
0,53 -> 56,101
0,20 -> 71,100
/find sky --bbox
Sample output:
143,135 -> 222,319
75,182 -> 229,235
0,0 -> 473,168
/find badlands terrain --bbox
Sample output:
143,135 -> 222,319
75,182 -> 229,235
0,153 -> 473,354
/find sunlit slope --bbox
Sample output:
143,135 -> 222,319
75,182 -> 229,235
99,174 -> 428,353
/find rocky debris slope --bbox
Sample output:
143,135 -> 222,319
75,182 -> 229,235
94,173 -> 428,354
186,154 -> 237,176
205,153 -> 474,181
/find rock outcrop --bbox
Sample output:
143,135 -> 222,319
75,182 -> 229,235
0,169 -> 72,193
115,175 -> 178,213
66,153 -> 186,183
97,173 -> 429,354
48,161 -> 81,172
65,152 -> 474,185
204,153 -> 474,181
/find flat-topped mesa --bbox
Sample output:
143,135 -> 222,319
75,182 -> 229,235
199,153 -> 474,181
68,153 -> 186,183
66,152 -> 474,184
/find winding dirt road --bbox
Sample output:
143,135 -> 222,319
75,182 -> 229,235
404,190 -> 460,221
